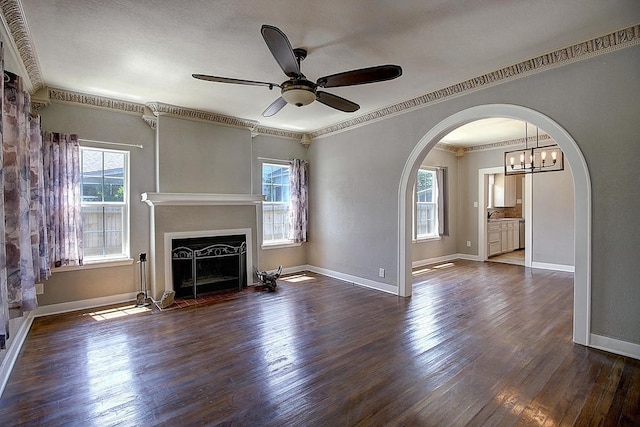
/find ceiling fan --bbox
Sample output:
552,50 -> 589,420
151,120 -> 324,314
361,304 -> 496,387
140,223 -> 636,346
193,25 -> 403,117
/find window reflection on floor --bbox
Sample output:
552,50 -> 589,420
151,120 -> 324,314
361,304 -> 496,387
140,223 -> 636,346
84,304 -> 151,321
282,274 -> 315,283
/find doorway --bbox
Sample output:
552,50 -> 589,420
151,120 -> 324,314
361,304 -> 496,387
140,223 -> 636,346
397,104 -> 591,346
479,166 -> 529,268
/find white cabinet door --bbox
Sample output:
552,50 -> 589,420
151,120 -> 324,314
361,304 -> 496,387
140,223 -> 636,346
493,174 -> 516,207
501,222 -> 509,252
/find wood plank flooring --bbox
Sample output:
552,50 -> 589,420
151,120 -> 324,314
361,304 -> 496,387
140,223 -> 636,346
1,260 -> 638,426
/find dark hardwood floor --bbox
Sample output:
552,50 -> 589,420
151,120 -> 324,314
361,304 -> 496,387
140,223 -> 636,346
1,260 -> 638,426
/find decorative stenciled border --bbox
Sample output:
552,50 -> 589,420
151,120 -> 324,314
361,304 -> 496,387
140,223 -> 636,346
145,102 -> 304,140
434,133 -> 552,155
253,125 -> 303,140
310,24 -> 640,138
146,102 -> 258,129
49,88 -> 146,114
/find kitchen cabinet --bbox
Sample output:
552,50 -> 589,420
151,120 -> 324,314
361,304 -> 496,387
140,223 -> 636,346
488,223 -> 502,256
493,173 -> 516,207
487,219 -> 520,256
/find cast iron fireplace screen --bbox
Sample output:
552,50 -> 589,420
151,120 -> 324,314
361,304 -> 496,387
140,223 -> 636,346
171,235 -> 246,299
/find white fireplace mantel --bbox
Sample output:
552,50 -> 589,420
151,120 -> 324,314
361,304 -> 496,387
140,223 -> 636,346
141,192 -> 264,207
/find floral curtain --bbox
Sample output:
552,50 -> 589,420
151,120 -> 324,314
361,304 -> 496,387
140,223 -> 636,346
0,70 -> 82,349
42,132 -> 83,268
288,159 -> 308,243
1,71 -> 42,339
437,167 -> 449,237
0,39 -> 8,349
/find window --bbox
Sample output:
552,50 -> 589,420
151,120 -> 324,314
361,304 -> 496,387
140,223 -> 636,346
262,163 -> 291,245
81,147 -> 129,261
415,168 -> 439,239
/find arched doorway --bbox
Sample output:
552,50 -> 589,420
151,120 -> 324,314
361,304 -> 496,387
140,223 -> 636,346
397,104 -> 591,346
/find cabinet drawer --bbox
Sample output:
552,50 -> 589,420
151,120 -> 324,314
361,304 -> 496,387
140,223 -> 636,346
489,242 -> 502,255
488,231 -> 501,243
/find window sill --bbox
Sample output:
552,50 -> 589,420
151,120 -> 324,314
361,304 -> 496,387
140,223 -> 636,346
412,236 -> 442,243
52,257 -> 134,273
261,241 -> 302,250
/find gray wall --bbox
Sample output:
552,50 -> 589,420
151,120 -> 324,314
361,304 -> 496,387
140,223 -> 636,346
532,164 -> 574,266
157,115 -> 252,194
308,45 -> 640,344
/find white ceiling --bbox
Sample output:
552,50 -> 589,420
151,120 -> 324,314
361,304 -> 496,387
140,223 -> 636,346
17,0 -> 640,142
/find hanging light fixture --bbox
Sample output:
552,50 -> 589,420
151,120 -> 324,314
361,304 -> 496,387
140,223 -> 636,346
504,123 -> 564,175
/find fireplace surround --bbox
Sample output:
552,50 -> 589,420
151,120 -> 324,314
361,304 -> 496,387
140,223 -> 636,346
141,192 -> 263,300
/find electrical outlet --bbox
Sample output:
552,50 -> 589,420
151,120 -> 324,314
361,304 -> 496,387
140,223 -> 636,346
466,240 -> 472,247
473,201 -> 478,208
36,283 -> 44,295
379,268 -> 385,278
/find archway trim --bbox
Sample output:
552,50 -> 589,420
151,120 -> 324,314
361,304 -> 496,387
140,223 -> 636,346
397,104 -> 591,345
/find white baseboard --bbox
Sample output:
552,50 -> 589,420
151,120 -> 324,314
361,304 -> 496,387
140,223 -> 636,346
455,253 -> 481,262
590,334 -> 640,360
34,291 -> 139,318
0,311 -> 35,397
305,265 -> 398,295
531,262 -> 575,273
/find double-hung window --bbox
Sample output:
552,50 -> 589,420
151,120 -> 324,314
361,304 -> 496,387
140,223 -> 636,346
80,147 -> 129,261
415,168 -> 439,240
262,163 -> 292,245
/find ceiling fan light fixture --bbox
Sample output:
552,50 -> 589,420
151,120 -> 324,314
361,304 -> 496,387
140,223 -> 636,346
281,86 -> 316,107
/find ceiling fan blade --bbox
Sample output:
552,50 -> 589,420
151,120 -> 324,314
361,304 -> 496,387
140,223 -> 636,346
316,91 -> 359,113
262,97 -> 287,117
192,74 -> 279,89
317,65 -> 402,88
261,25 -> 301,78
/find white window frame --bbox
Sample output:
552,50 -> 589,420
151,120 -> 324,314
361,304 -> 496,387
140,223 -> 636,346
80,146 -> 130,264
413,168 -> 440,241
261,162 -> 294,247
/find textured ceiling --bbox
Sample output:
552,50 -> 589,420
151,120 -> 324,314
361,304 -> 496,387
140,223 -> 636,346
15,0 -> 640,141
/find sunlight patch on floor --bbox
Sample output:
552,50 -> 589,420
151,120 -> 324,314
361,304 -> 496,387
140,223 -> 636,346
412,267 -> 433,276
433,262 -> 454,269
85,304 -> 151,321
282,274 -> 315,283
412,262 -> 456,276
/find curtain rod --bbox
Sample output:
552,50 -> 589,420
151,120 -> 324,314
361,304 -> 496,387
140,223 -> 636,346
257,156 -> 289,163
79,138 -> 143,149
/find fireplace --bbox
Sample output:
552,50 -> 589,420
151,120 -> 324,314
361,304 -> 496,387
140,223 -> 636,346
141,192 -> 263,300
171,234 -> 247,298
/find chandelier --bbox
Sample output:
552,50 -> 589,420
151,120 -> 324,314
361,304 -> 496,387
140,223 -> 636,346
504,124 -> 564,175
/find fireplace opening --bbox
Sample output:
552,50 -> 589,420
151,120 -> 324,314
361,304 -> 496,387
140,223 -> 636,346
171,234 -> 247,299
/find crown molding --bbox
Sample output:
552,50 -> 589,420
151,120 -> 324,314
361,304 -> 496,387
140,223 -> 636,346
434,133 -> 554,156
145,102 -> 304,140
252,125 -> 303,140
310,23 -> 640,139
0,0 -> 43,92
463,133 -> 553,153
48,87 -> 146,114
145,101 -> 258,129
